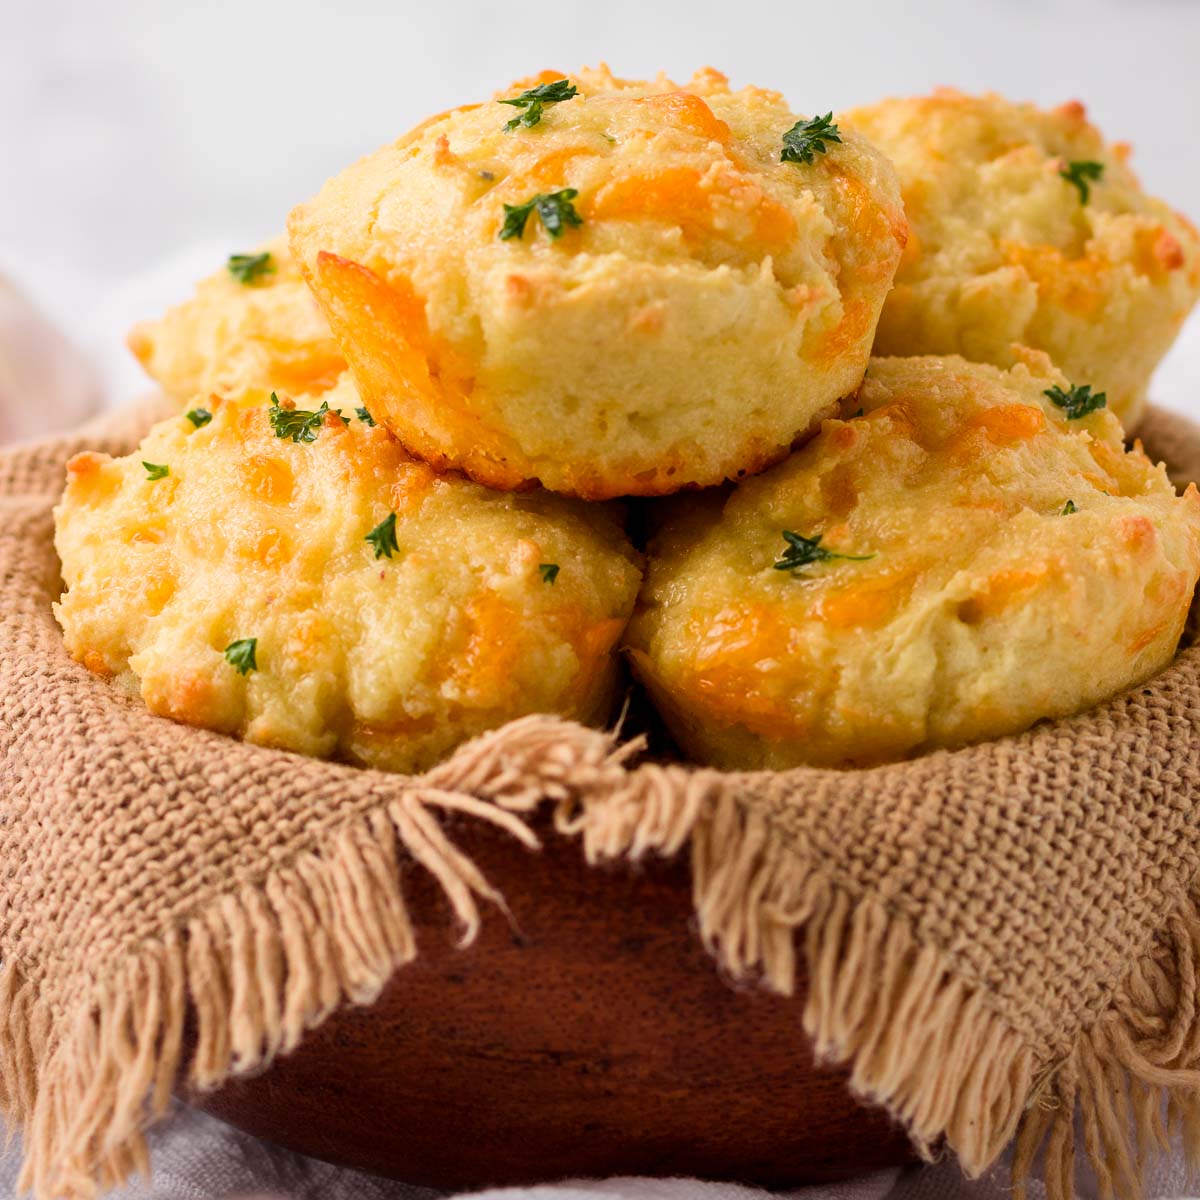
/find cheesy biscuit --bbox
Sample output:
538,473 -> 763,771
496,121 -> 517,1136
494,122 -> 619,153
289,66 -> 907,498
627,353 -> 1200,769
54,375 -> 642,773
127,237 -> 346,403
844,89 -> 1200,426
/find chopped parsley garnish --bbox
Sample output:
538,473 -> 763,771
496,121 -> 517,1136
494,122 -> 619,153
355,406 -> 376,427
500,189 -> 582,241
781,113 -> 842,165
1044,382 -> 1106,420
539,562 -> 560,584
268,391 -> 342,443
365,512 -> 399,559
224,638 -> 258,675
773,530 -> 874,574
143,461 -> 169,480
185,407 -> 212,428
1060,160 -> 1104,204
1062,500 -> 1078,515
227,251 -> 275,285
499,79 -> 578,131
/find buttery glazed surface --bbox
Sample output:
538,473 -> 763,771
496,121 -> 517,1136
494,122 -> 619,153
289,66 -> 907,498
628,353 -> 1200,769
54,376 -> 642,772
845,90 -> 1200,427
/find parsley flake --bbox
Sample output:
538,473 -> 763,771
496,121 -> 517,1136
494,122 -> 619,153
539,562 -> 560,584
1062,500 -> 1078,515
185,407 -> 212,429
1060,160 -> 1104,204
500,189 -> 582,240
355,406 -> 376,427
781,113 -> 842,165
1044,382 -> 1107,420
227,251 -> 275,285
224,638 -> 258,675
773,530 -> 874,574
365,512 -> 399,560
143,461 -> 169,480
500,79 -> 578,131
268,392 -> 342,443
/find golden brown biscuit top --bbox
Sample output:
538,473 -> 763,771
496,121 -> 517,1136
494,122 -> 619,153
844,88 -> 1200,291
285,66 -> 906,499
126,236 -> 346,403
665,351 -> 1188,610
289,65 -> 905,342
53,375 -> 643,771
631,351 -> 1200,762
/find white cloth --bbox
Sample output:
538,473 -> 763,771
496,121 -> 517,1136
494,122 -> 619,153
0,1100 -> 1197,1200
0,1106 -> 974,1200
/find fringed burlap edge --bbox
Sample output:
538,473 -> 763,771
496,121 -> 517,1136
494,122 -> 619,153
551,759 -> 1200,1200
0,714 -> 636,1198
4,713 -> 1200,1200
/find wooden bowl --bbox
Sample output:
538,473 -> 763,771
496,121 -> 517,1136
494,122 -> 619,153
190,810 -> 916,1187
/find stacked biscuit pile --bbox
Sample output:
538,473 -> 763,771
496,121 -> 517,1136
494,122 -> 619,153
54,68 -> 1200,771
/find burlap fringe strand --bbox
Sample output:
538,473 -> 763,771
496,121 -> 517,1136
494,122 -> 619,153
2,716 -> 1199,1200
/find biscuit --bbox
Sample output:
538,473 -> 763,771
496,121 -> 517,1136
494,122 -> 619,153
627,353 -> 1200,769
54,375 -> 643,773
289,66 -> 907,498
127,237 -> 345,403
844,89 -> 1200,427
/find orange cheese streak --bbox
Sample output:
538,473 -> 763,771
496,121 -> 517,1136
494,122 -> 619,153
563,615 -> 626,705
965,404 -> 1047,446
147,668 -> 224,730
243,455 -> 295,504
311,251 -> 535,492
959,565 -> 1050,623
591,165 -> 795,247
683,603 -> 803,739
586,93 -> 798,248
818,572 -> 913,630
519,145 -> 596,188
1002,242 -> 1108,318
591,167 -> 712,230
632,91 -> 731,144
810,173 -> 906,364
831,169 -> 908,266
574,616 -> 626,671
813,297 -> 872,366
314,252 -> 438,393
80,648 -> 113,677
243,528 -> 290,568
454,593 -> 526,709
389,461 -> 439,513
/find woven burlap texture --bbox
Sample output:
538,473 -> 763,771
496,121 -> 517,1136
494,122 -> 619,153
4,399 -> 1200,1200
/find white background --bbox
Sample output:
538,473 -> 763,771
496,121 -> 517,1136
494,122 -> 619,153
4,0 -> 1200,410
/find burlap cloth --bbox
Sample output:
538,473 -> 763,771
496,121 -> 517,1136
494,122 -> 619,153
4,399 -> 1200,1200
